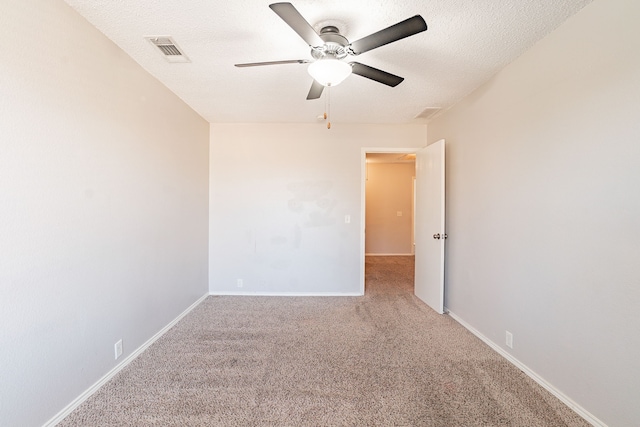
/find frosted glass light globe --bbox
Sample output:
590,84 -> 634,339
308,59 -> 352,87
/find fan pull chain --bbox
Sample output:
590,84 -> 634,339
326,84 -> 331,130
324,87 -> 328,120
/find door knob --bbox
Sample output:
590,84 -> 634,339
433,233 -> 440,239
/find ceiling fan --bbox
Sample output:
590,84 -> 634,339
235,2 -> 428,100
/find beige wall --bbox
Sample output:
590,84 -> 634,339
209,123 -> 427,295
428,0 -> 640,425
365,162 -> 415,255
0,1 -> 210,426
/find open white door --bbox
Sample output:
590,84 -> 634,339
414,140 -> 445,313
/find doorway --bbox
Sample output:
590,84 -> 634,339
360,148 -> 417,294
360,141 -> 446,313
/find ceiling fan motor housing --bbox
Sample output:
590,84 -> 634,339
311,26 -> 348,60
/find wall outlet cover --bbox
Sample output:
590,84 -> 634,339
114,339 -> 123,359
506,331 -> 513,349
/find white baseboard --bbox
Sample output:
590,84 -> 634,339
446,309 -> 607,427
210,291 -> 362,297
365,253 -> 414,256
43,293 -> 209,427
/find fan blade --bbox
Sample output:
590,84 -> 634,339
348,15 -> 427,55
235,59 -> 310,67
269,3 -> 323,47
306,80 -> 324,100
350,62 -> 404,87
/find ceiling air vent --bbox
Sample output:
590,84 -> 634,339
414,107 -> 441,121
145,36 -> 190,63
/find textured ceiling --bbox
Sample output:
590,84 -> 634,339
63,0 -> 592,124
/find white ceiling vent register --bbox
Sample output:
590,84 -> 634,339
144,36 -> 190,63
414,107 -> 441,121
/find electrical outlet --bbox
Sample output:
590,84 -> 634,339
344,215 -> 351,224
114,339 -> 123,360
237,279 -> 243,288
505,331 -> 513,349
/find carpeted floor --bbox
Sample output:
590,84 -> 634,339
59,256 -> 590,426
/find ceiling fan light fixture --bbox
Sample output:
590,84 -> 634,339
308,58 -> 352,87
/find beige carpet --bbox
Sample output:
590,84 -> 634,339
59,256 -> 589,426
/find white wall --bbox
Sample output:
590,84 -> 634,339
365,162 -> 415,255
209,124 -> 426,294
429,0 -> 640,425
0,1 -> 210,426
